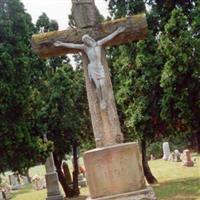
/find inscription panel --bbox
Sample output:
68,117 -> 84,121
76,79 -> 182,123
84,143 -> 145,198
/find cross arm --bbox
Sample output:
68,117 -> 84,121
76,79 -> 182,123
97,26 -> 125,46
31,14 -> 147,58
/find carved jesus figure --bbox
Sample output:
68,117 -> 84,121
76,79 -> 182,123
54,26 -> 125,110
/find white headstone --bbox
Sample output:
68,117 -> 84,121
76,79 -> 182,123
162,142 -> 170,160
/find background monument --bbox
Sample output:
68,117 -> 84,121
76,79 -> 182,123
44,134 -> 63,200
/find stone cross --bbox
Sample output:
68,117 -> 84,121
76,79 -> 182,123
31,2 -> 158,200
31,0 -> 147,148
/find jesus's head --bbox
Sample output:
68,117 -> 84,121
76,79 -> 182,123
82,34 -> 96,47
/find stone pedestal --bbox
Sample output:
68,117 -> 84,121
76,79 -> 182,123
46,194 -> 64,200
84,142 -> 156,200
87,187 -> 156,200
45,172 -> 63,200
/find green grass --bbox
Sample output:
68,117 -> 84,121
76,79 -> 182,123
11,185 -> 46,200
11,154 -> 200,200
149,153 -> 200,200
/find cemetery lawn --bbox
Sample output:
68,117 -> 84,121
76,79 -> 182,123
11,154 -> 200,200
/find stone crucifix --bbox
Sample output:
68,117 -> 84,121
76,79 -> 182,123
54,26 -> 125,111
31,0 -> 147,148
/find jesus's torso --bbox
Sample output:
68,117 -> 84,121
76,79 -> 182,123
84,45 -> 102,66
84,45 -> 105,81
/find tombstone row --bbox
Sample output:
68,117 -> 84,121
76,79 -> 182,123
162,142 -> 194,167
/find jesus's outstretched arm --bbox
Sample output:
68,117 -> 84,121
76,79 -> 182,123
54,41 -> 84,50
97,26 -> 126,46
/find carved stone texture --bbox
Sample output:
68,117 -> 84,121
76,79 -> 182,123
182,149 -> 194,167
45,153 -> 56,173
82,50 -> 123,147
84,143 -> 146,198
31,14 -> 147,58
71,0 -> 100,28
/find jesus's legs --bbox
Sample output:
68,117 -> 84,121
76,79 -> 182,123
95,81 -> 107,110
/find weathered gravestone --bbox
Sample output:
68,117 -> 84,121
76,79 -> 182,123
0,191 -> 8,200
8,174 -> 21,190
168,152 -> 175,161
0,191 -> 6,200
0,183 -> 11,200
43,134 -> 63,200
174,150 -> 181,162
0,191 -> 10,200
78,174 -> 87,187
62,162 -> 72,186
182,149 -> 194,167
9,174 -> 18,187
31,0 -> 156,199
168,150 -> 181,162
162,142 -> 170,161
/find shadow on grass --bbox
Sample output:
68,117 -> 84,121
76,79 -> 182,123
65,195 -> 87,200
11,184 -> 38,198
153,177 -> 200,200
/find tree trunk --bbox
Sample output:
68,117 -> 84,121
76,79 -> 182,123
141,139 -> 158,184
53,153 -> 74,198
25,168 -> 31,183
195,132 -> 200,153
189,132 -> 200,153
72,142 -> 80,196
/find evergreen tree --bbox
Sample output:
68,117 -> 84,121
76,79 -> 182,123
160,8 -> 200,152
36,12 -> 50,32
35,13 -> 92,197
106,0 -> 145,18
0,0 -> 51,174
147,0 -> 197,33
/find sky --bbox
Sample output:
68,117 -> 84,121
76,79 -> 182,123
21,0 -> 110,30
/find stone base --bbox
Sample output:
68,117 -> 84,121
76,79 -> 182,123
182,161 -> 194,167
84,142 -> 148,199
87,187 -> 157,200
45,172 -> 64,200
46,194 -> 64,200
